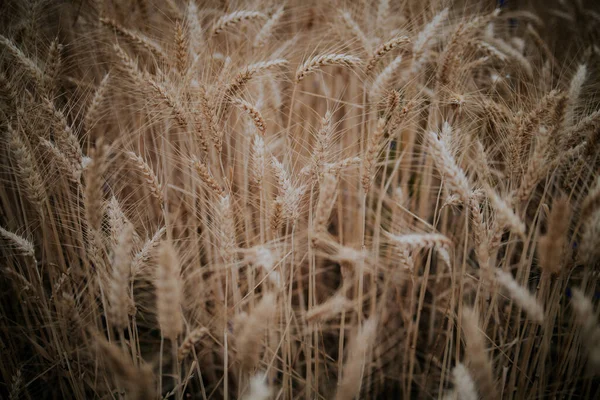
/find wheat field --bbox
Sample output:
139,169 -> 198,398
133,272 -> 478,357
0,0 -> 599,399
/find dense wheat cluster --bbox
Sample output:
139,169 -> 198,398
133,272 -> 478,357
1,0 -> 599,399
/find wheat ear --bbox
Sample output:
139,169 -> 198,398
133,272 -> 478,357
365,36 -> 411,75
131,226 -> 166,275
236,292 -> 277,371
6,125 -> 47,212
193,158 -> 225,196
362,118 -> 386,192
178,327 -> 208,361
537,196 -> 571,275
84,73 -> 110,133
100,17 -> 167,61
254,6 -> 284,48
156,241 -> 183,340
226,59 -> 288,98
126,151 -> 163,207
0,226 -> 35,259
296,54 -> 361,83
241,373 -> 272,400
335,318 -> 378,400
232,98 -> 266,134
495,270 -> 544,324
0,34 -> 45,85
94,335 -> 155,400
427,123 -> 471,203
461,308 -> 497,399
108,223 -> 134,328
570,289 -> 600,371
313,173 -> 338,237
452,363 -> 478,400
212,11 -> 266,36
305,293 -> 351,322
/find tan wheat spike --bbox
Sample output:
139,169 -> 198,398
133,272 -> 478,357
178,327 -> 208,361
566,64 -> 587,127
581,176 -> 600,219
0,226 -> 35,259
236,292 -> 277,371
7,125 -> 46,212
174,20 -> 188,74
0,72 -> 18,110
578,208 -> 600,266
100,17 -> 167,61
313,173 -> 338,236
199,87 -> 224,151
212,11 -> 266,36
254,6 -> 284,48
251,134 -> 266,185
232,98 -> 266,134
131,227 -> 166,275
324,157 -> 361,175
296,54 -> 361,83
226,59 -> 288,98
186,1 -> 203,55
570,289 -> 600,371
362,118 -> 386,192
370,56 -> 402,101
108,223 -> 134,329
412,8 -> 449,67
84,73 -> 110,133
461,308 -> 497,400
271,157 -> 304,222
126,151 -> 163,207
515,126 -> 551,202
270,198 -> 283,234
241,373 -> 272,400
537,196 -> 571,275
365,36 -> 411,75
339,11 -> 371,52
112,44 -> 145,82
308,110 -> 334,179
84,140 -> 108,232
384,231 -> 452,252
216,195 -> 236,265
146,76 -> 189,129
42,98 -> 83,169
305,293 -> 351,322
486,188 -> 526,237
107,196 -> 137,247
469,197 -> 491,275
376,0 -> 389,34
43,37 -> 62,93
452,363 -> 478,400
335,318 -> 378,400
427,124 -> 471,203
563,109 -> 600,150
156,241 -> 183,340
39,139 -> 80,182
495,270 -> 544,324
0,34 -> 45,85
486,37 -> 533,78
94,335 -> 156,400
192,158 -> 225,197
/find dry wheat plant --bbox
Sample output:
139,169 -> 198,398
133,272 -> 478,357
0,0 -> 599,398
